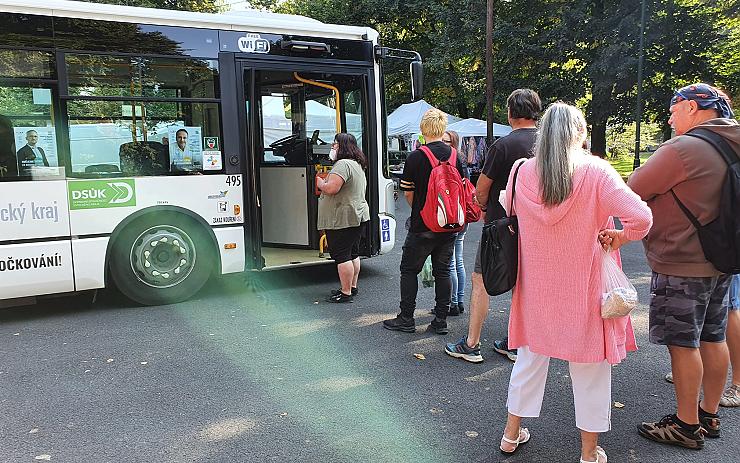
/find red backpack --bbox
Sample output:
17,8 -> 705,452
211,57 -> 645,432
419,146 -> 467,232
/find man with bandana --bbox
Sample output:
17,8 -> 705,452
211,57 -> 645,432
618,84 -> 739,449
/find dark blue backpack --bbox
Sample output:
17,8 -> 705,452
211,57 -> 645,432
670,128 -> 740,274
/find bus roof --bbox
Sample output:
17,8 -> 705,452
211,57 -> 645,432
0,0 -> 378,42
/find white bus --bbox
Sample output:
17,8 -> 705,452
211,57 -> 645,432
0,0 -> 422,305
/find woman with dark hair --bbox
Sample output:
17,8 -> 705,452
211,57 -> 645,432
317,132 -> 370,303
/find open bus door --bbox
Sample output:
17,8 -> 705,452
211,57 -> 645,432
222,51 -> 378,270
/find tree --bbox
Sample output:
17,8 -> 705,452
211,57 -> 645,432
82,0 -> 220,13
85,0 -> 738,149
641,0 -> 740,141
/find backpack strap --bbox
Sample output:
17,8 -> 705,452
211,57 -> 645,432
419,145 -> 439,168
669,189 -> 702,229
684,128 -> 739,166
419,145 -> 457,169
670,128 -> 739,229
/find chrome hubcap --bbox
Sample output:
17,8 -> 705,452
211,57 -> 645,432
130,225 -> 196,288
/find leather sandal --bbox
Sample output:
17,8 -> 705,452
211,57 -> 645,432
499,427 -> 530,455
580,446 -> 607,463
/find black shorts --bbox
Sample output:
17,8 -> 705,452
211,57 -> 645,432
325,225 -> 363,264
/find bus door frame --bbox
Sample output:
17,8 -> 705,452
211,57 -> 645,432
219,52 -> 380,269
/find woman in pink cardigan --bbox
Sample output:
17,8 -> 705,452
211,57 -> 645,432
498,103 -> 652,463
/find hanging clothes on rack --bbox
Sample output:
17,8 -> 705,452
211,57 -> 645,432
466,137 -> 476,166
475,137 -> 487,169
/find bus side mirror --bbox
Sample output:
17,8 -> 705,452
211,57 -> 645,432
410,61 -> 423,101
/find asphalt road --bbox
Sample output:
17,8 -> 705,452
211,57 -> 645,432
1,201 -> 738,463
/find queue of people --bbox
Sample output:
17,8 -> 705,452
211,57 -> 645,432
317,83 -> 739,462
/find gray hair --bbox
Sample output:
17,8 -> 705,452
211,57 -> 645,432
535,102 -> 587,206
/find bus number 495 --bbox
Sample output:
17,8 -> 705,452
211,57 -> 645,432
226,175 -> 241,187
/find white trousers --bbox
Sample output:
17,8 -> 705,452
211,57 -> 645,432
506,346 -> 612,433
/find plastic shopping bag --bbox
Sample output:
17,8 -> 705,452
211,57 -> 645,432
421,256 -> 435,288
601,249 -> 638,319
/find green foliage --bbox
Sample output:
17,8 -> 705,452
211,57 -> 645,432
278,0 -> 737,152
82,0 -> 220,13
640,0 -> 739,135
78,0 -> 739,148
607,122 -> 662,158
609,152 -> 652,179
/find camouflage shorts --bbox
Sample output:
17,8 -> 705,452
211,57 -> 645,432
649,272 -> 732,348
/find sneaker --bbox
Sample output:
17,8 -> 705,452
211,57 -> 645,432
720,384 -> 740,407
665,372 -> 673,383
383,315 -> 416,333
457,302 -> 465,313
698,408 -> 720,439
637,414 -> 705,450
331,287 -> 358,296
428,317 -> 449,335
493,338 -> 517,362
448,304 -> 461,316
327,292 -> 353,303
445,336 -> 483,363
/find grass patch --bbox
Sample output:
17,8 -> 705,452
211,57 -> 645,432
609,152 -> 653,179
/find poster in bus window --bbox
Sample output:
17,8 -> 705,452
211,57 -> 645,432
14,127 -> 58,171
168,126 -> 202,171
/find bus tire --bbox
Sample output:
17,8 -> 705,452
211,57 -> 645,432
109,215 -> 216,305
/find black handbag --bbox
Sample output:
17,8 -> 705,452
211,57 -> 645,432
480,161 -> 523,296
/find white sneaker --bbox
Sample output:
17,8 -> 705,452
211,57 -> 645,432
664,372 -> 673,383
720,384 -> 740,407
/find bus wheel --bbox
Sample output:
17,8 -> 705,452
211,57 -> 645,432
110,216 -> 215,305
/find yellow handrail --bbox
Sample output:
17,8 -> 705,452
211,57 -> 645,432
293,72 -> 341,134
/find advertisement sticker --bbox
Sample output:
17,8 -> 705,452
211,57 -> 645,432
202,150 -> 223,171
204,137 -> 219,150
68,179 -> 136,210
14,127 -> 59,169
168,126 -> 203,171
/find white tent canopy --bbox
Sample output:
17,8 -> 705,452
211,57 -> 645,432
386,100 -> 460,137
261,96 -> 362,143
447,118 -> 512,139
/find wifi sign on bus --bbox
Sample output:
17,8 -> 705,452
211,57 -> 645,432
238,33 -> 270,54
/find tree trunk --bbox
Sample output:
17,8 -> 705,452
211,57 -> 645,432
591,122 -> 607,158
474,101 -> 486,120
589,78 -> 612,158
457,102 -> 469,119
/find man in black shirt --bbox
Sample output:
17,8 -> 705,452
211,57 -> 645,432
384,108 -> 466,335
445,89 -> 541,363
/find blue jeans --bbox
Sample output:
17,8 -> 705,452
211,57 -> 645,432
449,229 -> 466,305
727,274 -> 740,310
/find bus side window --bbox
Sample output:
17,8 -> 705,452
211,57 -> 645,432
1,50 -> 61,181
0,103 -> 62,181
65,54 -> 222,178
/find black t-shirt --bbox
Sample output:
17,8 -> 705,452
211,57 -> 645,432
400,141 -> 467,233
481,128 -> 537,222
